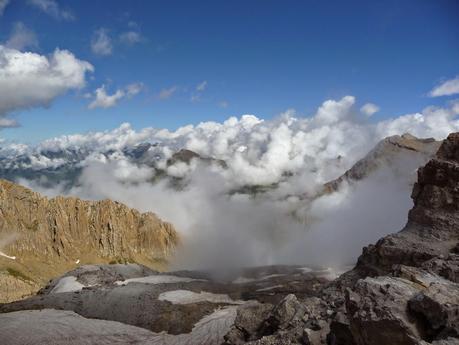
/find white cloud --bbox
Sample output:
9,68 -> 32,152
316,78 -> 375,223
119,31 -> 141,45
314,95 -> 355,125
88,85 -> 125,109
0,45 -> 93,124
0,118 -> 19,128
158,86 -> 178,100
376,102 -> 459,139
429,76 -> 459,97
5,22 -> 39,51
360,103 -> 380,117
88,83 -> 143,109
91,28 -> 112,56
126,82 -> 143,97
0,0 -> 10,16
28,0 -> 74,21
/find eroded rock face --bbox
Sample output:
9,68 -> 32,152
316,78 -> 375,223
222,133 -> 459,345
339,133 -> 459,345
0,179 -> 179,302
356,133 -> 459,277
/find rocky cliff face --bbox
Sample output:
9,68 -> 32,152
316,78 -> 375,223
355,132 -> 459,277
0,179 -> 179,302
221,132 -> 459,345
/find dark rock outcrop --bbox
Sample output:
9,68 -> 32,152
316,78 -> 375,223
223,133 -> 459,345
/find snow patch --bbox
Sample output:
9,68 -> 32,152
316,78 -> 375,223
232,273 -> 286,284
232,276 -> 256,284
158,290 -> 245,305
0,251 -> 16,260
51,276 -> 85,294
256,285 -> 284,292
298,267 -> 313,273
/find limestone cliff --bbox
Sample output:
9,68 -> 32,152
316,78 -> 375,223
355,132 -> 459,276
0,179 -> 179,302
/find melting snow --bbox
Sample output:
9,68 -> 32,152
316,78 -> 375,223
0,307 -> 239,345
51,276 -> 85,294
232,273 -> 286,284
232,276 -> 256,284
158,290 -> 245,305
256,285 -> 284,292
0,251 -> 16,260
115,275 -> 204,286
298,267 -> 313,273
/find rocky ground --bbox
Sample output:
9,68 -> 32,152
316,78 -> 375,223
0,133 -> 457,345
0,264 -> 335,344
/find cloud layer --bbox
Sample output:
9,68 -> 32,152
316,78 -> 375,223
5,96 -> 459,271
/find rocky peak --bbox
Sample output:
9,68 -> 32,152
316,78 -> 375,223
0,179 -> 179,302
324,133 -> 441,193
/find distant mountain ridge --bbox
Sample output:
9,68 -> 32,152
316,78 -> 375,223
323,133 -> 441,193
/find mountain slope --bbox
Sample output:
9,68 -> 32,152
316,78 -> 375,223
0,179 -> 179,302
323,133 -> 441,193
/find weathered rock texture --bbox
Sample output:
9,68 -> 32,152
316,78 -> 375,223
222,133 -> 459,345
0,179 -> 179,302
355,132 -> 459,277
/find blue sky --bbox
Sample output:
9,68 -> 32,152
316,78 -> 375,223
0,0 -> 458,143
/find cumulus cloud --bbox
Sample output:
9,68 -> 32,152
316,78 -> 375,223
0,0 -> 10,16
88,85 -> 125,109
360,102 -> 380,117
157,86 -> 178,100
91,28 -> 112,56
429,76 -> 459,97
0,45 -> 93,126
7,96 -> 459,270
28,0 -> 75,21
376,101 -> 459,139
5,22 -> 39,51
88,83 -> 143,109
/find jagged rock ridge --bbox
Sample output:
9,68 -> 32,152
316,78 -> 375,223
222,132 -> 459,345
324,133 -> 441,193
0,179 -> 179,303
